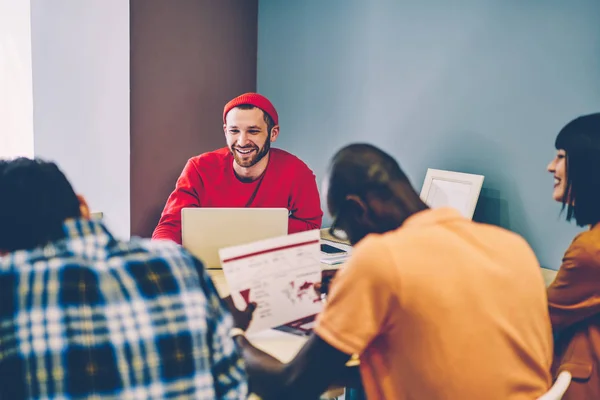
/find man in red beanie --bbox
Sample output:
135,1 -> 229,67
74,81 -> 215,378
152,93 -> 323,244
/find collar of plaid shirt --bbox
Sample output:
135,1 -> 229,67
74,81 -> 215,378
0,218 -> 248,399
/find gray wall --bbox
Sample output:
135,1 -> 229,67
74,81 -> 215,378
257,0 -> 600,269
31,0 -> 130,238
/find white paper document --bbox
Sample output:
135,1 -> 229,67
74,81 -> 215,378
218,229 -> 323,334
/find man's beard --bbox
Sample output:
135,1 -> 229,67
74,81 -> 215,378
231,137 -> 271,168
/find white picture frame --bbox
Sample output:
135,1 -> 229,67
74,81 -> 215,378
419,169 -> 484,220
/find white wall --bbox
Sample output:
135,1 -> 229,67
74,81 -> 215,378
0,0 -> 34,159
30,0 -> 130,238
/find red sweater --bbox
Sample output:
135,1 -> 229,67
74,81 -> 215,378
152,147 -> 323,244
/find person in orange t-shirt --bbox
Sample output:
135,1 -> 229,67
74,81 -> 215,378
229,143 -> 552,399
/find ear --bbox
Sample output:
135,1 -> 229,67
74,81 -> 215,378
77,195 -> 91,219
223,123 -> 227,136
344,194 -> 369,222
269,125 -> 280,143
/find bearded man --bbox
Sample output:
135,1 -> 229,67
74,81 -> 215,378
152,93 -> 323,244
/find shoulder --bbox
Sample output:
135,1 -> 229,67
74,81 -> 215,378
373,223 -> 437,254
329,234 -> 399,304
564,229 -> 600,266
380,217 -> 536,263
0,242 -> 75,274
0,248 -> 34,274
354,233 -> 389,254
345,234 -> 395,276
177,148 -> 231,182
130,236 -> 191,258
126,237 -> 204,272
270,148 -> 315,176
360,228 -> 429,269
187,147 -> 231,169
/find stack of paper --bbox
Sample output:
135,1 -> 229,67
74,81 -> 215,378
320,239 -> 351,266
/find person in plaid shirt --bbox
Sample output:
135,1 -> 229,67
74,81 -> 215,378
0,158 -> 248,399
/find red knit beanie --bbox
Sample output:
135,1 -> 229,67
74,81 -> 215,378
223,93 -> 279,125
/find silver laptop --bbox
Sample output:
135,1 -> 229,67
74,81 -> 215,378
181,207 -> 289,269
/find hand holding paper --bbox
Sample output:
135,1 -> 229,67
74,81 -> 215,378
223,295 -> 256,331
219,229 -> 323,334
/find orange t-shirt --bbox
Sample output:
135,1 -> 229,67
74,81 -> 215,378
314,208 -> 552,400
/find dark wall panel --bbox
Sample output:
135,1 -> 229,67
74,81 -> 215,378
130,0 -> 258,237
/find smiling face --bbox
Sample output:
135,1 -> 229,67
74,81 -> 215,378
547,149 -> 567,203
224,107 -> 273,168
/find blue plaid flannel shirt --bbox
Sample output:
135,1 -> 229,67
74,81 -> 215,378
0,218 -> 247,399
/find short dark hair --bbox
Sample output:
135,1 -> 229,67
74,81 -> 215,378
234,104 -> 275,136
0,158 -> 81,252
555,112 -> 600,226
327,143 -> 412,209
